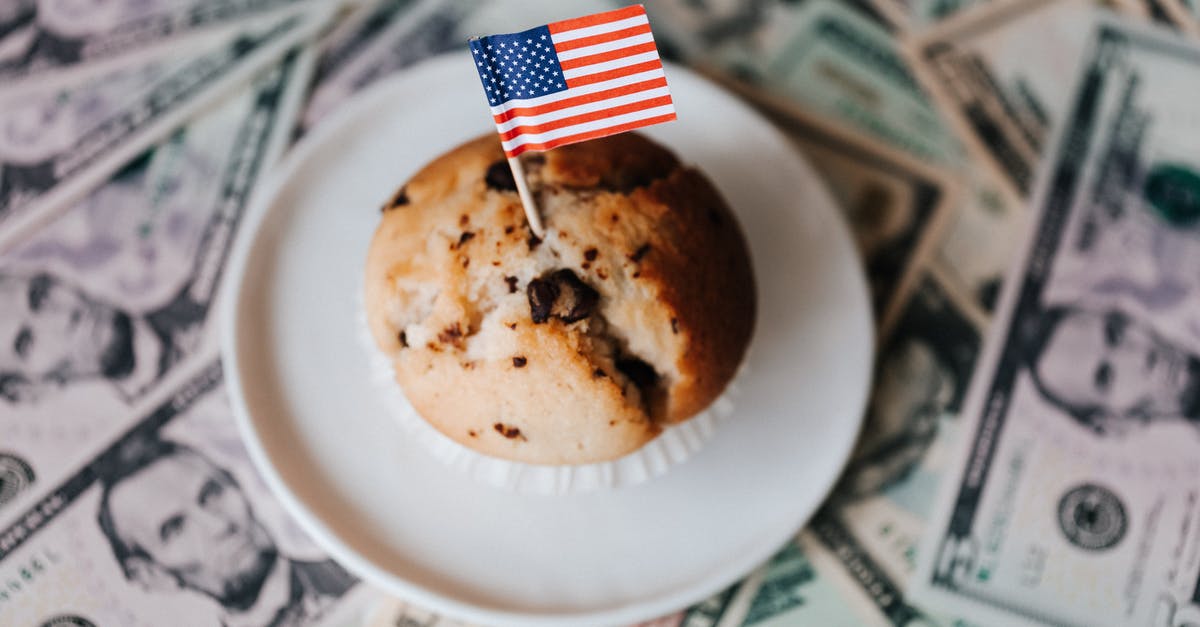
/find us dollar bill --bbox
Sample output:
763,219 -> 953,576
757,105 -> 958,332
0,0 -> 320,93
646,0 -> 1024,318
644,0 -> 963,165
799,274 -> 983,627
0,360 -> 372,627
914,18 -> 1200,626
643,0 -> 1023,322
0,49 -> 313,508
297,0 -> 615,138
906,0 -> 1116,199
0,10 -> 325,251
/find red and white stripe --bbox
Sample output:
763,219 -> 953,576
491,5 -> 676,157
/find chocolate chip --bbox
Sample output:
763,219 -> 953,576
584,248 -> 598,261
593,368 -> 607,378
398,330 -> 408,347
527,269 -> 600,324
512,356 -> 527,368
549,269 -> 598,323
494,422 -> 522,439
468,430 -> 477,437
505,225 -> 515,234
527,234 -> 542,250
485,161 -> 517,191
507,322 -> 517,330
527,277 -> 559,324
616,357 -> 659,390
456,231 -> 475,247
459,214 -> 470,227
504,276 -> 519,293
671,318 -> 679,334
629,244 -> 651,263
438,323 -> 463,345
383,186 -> 408,211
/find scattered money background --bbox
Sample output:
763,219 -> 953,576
2,1 -> 1198,625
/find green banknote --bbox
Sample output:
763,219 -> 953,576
765,107 -> 958,331
645,0 -> 962,164
908,0 -> 1107,198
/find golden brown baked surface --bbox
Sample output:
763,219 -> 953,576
364,132 -> 755,464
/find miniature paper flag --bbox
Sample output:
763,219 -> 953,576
468,4 -> 676,158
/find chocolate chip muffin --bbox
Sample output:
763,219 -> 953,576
364,132 -> 755,465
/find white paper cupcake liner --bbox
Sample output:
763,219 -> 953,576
356,297 -> 744,496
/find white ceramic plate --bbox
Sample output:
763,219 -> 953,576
222,55 -> 874,626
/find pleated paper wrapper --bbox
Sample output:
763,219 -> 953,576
357,302 -> 744,495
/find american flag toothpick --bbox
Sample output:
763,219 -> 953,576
468,4 -> 676,238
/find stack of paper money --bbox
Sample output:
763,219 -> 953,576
2,1 -> 1199,626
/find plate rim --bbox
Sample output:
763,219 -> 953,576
220,53 -> 875,627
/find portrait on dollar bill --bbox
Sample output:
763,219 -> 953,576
1013,25 -> 1200,439
0,156 -> 209,406
0,362 -> 361,627
841,275 -> 981,501
1017,304 -> 1200,437
0,54 -> 298,416
94,436 -> 356,626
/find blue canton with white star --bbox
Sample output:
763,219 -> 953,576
469,25 -> 568,107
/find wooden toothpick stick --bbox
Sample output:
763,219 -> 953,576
507,156 -> 545,239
